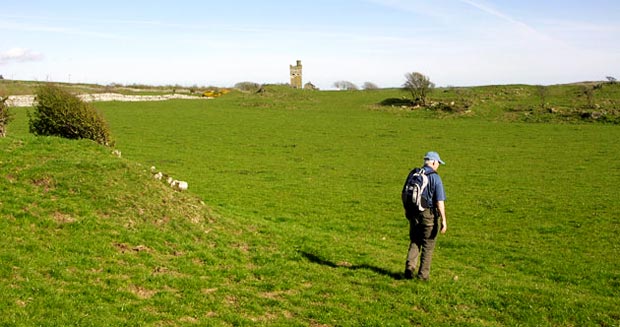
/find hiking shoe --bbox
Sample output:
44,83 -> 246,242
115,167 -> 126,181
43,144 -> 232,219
404,269 -> 414,280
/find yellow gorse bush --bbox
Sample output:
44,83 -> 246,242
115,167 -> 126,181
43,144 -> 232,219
202,89 -> 231,98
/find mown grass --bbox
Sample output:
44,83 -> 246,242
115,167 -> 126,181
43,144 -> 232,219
3,86 -> 619,326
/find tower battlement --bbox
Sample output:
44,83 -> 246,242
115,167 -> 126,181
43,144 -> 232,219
289,60 -> 302,89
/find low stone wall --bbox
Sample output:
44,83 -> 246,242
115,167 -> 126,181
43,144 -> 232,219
6,93 -> 209,107
6,95 -> 35,107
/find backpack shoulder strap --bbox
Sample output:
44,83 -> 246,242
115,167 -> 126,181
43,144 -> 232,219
417,167 -> 435,175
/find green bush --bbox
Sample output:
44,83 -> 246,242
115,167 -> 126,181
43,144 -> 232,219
29,84 -> 112,145
234,81 -> 261,92
379,97 -> 415,107
0,96 -> 12,137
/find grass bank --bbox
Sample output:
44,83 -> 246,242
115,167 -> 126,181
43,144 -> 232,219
3,87 -> 619,325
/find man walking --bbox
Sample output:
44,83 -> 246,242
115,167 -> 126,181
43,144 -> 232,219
402,151 -> 447,281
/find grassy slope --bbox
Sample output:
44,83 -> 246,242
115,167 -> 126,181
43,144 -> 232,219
2,86 -> 620,326
0,136 -> 255,326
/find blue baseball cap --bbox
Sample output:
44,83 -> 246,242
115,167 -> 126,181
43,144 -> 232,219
424,151 -> 445,165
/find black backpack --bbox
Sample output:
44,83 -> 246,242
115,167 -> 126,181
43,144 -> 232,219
402,167 -> 435,211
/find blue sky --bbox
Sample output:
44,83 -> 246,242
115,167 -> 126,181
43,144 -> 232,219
1,0 -> 618,89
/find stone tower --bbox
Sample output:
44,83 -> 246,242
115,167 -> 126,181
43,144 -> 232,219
290,60 -> 302,89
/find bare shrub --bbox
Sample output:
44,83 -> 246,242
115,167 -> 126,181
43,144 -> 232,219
362,82 -> 379,90
403,72 -> 435,106
234,82 -> 261,92
333,81 -> 358,91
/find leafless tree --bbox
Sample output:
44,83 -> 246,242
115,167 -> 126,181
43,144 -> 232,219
234,81 -> 261,92
536,85 -> 548,110
581,85 -> 596,109
362,82 -> 379,90
333,81 -> 358,91
403,72 -> 435,106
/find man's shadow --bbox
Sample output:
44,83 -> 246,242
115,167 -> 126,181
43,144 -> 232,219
300,251 -> 403,280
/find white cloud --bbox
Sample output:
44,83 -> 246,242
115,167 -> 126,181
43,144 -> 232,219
0,48 -> 44,64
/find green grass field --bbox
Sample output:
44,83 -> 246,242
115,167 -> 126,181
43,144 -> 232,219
2,86 -> 619,326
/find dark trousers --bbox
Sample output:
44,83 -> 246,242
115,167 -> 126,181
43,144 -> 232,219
405,209 -> 438,280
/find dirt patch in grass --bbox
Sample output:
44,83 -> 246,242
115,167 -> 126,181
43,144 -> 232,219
128,284 -> 157,299
53,211 -> 76,224
113,242 -> 152,253
31,176 -> 55,192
